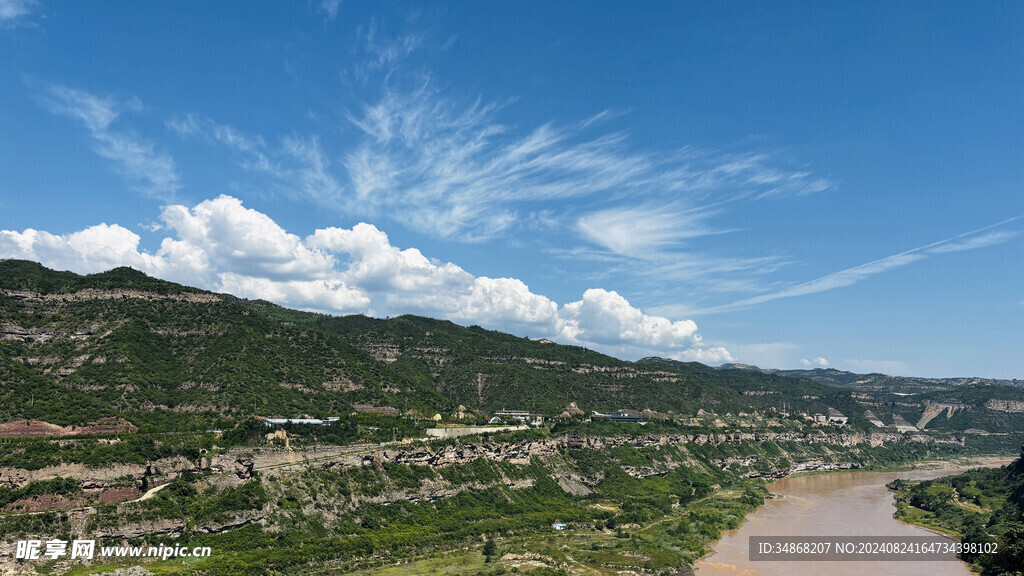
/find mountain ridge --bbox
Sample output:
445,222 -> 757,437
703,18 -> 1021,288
3,259 -> 1023,435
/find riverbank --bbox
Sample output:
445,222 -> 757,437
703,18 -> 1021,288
887,456 -> 1015,540
694,457 -> 1013,576
885,450 -> 1022,576
339,456 -> 1014,576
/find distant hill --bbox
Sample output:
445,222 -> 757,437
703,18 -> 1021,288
706,363 -> 1024,433
716,364 -> 1023,391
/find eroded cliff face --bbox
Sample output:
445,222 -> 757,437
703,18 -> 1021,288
0,430 -> 952,492
985,399 -> 1024,413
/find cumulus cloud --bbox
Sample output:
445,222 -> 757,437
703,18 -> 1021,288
561,289 -> 734,362
161,195 -> 335,280
0,224 -> 154,273
800,357 -> 829,368
0,195 -> 728,362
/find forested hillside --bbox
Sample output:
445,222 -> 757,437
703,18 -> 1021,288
891,446 -> 1024,575
3,260 -> 1024,436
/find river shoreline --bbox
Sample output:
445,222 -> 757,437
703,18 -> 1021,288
695,455 -> 1014,576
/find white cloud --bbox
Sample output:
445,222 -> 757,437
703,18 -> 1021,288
160,195 -> 336,280
339,86 -> 830,242
42,85 -> 181,200
217,272 -> 369,314
562,289 -> 699,348
356,24 -> 425,72
700,217 -> 1021,314
167,113 -> 275,173
576,205 -> 719,259
0,0 -> 35,25
309,223 -> 472,295
0,224 -> 154,274
282,135 -> 345,206
318,0 -> 342,21
168,77 -> 825,243
800,357 -> 829,368
0,195 -> 727,362
927,230 -> 1019,254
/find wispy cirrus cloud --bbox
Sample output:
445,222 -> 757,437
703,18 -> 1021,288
318,0 -> 342,22
41,85 -> 181,201
166,113 -> 274,172
167,113 -> 344,206
163,28 -> 834,308
695,216 -> 1022,314
165,27 -> 832,247
340,81 -> 832,241
0,0 -> 36,26
576,204 -> 722,259
357,21 -> 425,71
927,229 -> 1019,254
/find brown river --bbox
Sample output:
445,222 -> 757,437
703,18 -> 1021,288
695,458 -> 1013,576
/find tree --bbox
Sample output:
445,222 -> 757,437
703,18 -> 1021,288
483,537 -> 497,562
987,522 -> 1024,576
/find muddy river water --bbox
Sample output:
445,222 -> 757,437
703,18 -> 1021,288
695,458 -> 1013,576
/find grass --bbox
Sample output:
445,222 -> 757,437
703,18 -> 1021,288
334,486 -> 763,576
348,551 -> 490,576
893,504 -> 963,539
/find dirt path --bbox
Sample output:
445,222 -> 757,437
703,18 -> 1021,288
136,482 -> 169,501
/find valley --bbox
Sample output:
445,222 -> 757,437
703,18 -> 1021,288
1,261 -> 1023,576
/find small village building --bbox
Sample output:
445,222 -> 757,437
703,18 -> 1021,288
492,410 -> 545,426
261,417 -> 340,427
592,410 -> 648,423
827,408 -> 848,427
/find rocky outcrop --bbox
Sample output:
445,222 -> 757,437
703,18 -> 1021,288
0,417 -> 139,439
985,399 -> 1024,413
301,430 -> 943,475
0,455 -> 193,490
0,429 -> 950,494
234,457 -> 255,479
0,288 -> 220,304
917,403 -> 968,428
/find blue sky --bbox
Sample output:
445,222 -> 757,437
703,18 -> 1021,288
1,1 -> 1021,378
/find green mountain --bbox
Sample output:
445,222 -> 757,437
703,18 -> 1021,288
3,259 -> 1023,435
0,260 -> 454,429
1,260 -> 764,430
